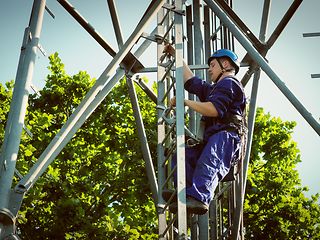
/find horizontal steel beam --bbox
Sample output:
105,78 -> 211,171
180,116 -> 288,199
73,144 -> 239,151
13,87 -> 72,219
303,32 -> 320,38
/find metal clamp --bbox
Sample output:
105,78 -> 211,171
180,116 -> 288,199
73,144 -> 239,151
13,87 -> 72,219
157,105 -> 175,126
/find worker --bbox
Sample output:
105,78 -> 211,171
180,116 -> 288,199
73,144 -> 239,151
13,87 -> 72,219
162,45 -> 247,215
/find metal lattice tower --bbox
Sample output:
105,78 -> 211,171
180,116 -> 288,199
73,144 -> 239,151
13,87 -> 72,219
0,0 -> 319,239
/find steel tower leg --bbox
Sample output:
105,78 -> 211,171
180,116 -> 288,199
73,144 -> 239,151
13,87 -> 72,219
157,0 -> 188,238
0,0 -> 46,239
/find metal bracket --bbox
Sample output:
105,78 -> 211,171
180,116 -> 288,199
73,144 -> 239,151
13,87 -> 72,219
37,43 -> 47,57
45,5 -> 55,19
30,84 -> 41,97
23,123 -> 33,139
0,209 -> 15,225
140,32 -> 159,42
157,105 -> 175,125
14,169 -> 23,181
162,3 -> 185,15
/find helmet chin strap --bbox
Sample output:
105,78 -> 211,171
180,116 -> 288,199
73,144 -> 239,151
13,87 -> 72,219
214,58 -> 235,82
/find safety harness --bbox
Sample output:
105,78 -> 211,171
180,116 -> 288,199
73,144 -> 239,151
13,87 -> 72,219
218,77 -> 247,182
220,109 -> 248,182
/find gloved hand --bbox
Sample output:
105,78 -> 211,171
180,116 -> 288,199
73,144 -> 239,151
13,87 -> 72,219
163,44 -> 175,57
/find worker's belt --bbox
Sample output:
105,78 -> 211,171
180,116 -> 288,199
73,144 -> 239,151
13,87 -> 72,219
213,113 -> 246,136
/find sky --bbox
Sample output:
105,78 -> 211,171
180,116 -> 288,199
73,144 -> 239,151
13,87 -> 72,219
0,1 -> 319,198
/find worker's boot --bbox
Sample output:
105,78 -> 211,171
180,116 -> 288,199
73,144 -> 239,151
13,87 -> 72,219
168,196 -> 208,215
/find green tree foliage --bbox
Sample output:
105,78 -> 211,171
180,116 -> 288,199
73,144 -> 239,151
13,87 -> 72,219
3,53 -> 158,239
244,108 -> 320,239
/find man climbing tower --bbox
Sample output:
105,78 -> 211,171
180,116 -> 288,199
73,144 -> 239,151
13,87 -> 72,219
163,44 -> 247,215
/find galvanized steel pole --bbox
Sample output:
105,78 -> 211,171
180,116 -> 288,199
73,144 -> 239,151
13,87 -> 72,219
175,0 -> 188,236
193,0 -> 209,238
0,0 -> 46,238
233,0 -> 272,238
156,6 -> 168,238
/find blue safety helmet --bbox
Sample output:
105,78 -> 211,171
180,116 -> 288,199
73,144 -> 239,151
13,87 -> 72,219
207,49 -> 240,74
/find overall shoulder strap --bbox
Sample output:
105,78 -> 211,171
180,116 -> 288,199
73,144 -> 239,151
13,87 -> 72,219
227,76 -> 244,91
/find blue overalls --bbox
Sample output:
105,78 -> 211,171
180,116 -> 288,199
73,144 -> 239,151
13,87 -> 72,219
173,76 -> 246,206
